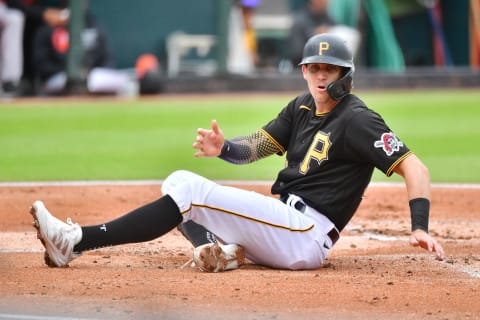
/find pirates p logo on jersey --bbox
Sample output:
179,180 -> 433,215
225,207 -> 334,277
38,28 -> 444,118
374,132 -> 404,156
300,131 -> 331,174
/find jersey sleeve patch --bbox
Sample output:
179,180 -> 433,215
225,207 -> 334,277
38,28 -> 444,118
374,132 -> 404,156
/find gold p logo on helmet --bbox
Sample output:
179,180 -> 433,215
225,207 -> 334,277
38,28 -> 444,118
318,42 -> 330,55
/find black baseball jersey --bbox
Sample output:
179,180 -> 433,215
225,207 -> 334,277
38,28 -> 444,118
262,93 -> 412,231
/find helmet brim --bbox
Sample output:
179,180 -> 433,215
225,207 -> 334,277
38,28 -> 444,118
298,55 -> 353,68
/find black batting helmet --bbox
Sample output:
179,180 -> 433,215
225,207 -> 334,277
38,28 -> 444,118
299,33 -> 354,100
299,33 -> 354,68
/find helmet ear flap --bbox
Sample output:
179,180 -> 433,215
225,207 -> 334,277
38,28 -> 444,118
327,69 -> 353,100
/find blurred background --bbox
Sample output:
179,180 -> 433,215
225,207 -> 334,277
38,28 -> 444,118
1,0 -> 479,98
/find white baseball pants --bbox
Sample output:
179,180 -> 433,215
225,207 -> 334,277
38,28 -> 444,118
162,170 -> 337,270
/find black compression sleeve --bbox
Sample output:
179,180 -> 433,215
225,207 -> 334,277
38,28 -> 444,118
218,131 -> 281,164
177,220 -> 217,247
219,140 -> 252,164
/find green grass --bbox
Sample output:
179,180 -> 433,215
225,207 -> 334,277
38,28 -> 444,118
360,90 -> 480,183
1,90 -> 479,183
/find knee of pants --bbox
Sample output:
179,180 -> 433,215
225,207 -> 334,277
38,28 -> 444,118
161,170 -> 217,212
162,170 -> 197,195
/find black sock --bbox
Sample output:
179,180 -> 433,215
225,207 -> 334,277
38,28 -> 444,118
74,195 -> 182,252
177,220 -> 217,247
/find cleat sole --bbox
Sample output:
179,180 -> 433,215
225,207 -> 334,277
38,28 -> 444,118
29,204 -> 58,268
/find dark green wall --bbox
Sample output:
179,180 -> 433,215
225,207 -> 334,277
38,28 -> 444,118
88,0 -> 470,70
441,0 -> 469,65
89,0 -> 217,69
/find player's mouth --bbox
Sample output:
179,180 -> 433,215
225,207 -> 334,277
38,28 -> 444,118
317,85 -> 327,92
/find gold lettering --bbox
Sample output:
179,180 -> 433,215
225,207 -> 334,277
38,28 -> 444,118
300,131 -> 331,174
318,42 -> 330,55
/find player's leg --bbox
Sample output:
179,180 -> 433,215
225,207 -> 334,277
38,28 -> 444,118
30,195 -> 183,267
30,170 -> 334,270
162,171 -> 218,247
30,170 -> 221,268
164,170 -> 334,270
161,170 -> 243,272
177,220 -> 217,247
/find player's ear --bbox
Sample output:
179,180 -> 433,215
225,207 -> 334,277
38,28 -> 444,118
301,65 -> 308,80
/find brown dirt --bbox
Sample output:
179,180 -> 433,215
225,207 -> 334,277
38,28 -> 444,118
0,182 -> 479,320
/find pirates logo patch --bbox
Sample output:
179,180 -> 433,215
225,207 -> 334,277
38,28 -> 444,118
374,132 -> 404,156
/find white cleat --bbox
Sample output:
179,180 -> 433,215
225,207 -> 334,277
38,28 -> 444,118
29,200 -> 82,267
192,243 -> 245,272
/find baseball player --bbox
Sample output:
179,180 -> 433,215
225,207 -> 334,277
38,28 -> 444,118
30,33 -> 445,272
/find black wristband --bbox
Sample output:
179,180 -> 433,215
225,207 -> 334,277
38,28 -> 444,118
409,198 -> 430,232
218,139 -> 251,164
219,140 -> 231,158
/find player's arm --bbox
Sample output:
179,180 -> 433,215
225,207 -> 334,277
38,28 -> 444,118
193,120 -> 281,163
393,154 -> 445,260
218,129 -> 281,164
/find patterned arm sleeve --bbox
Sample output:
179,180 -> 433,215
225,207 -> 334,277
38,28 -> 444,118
219,129 -> 282,164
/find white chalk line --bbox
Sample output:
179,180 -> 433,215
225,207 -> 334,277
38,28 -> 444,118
0,314 -> 100,320
2,230 -> 478,279
0,248 -> 43,253
0,180 -> 479,188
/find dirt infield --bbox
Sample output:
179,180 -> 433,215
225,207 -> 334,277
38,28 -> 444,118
0,182 -> 479,320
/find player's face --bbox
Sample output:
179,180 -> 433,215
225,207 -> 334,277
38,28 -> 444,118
302,63 -> 342,105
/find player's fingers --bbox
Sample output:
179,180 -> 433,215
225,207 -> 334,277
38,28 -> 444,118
409,235 -> 420,247
434,243 -> 445,261
194,150 -> 205,158
195,135 -> 204,143
211,119 -> 219,134
427,241 -> 433,252
432,240 -> 445,260
192,134 -> 203,148
419,236 -> 435,252
197,128 -> 210,137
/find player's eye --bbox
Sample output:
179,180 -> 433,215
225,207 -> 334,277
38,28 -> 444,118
307,64 -> 340,74
307,65 -> 321,73
326,65 -> 340,73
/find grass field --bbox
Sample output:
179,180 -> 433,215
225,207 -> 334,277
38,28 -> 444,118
1,89 -> 479,183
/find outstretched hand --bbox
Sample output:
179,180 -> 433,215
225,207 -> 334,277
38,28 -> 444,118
193,120 -> 225,158
410,229 -> 445,261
